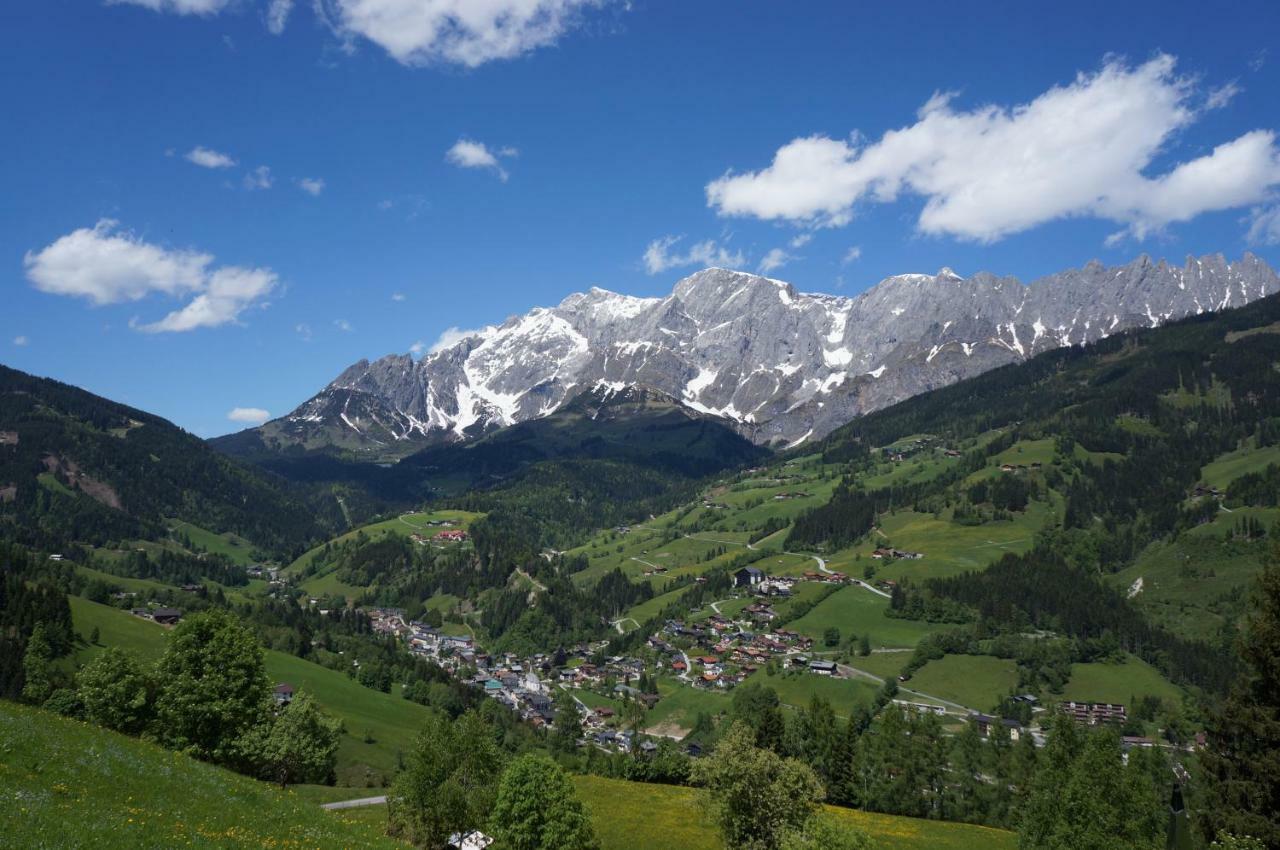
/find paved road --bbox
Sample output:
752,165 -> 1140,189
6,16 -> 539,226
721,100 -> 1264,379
321,796 -> 387,810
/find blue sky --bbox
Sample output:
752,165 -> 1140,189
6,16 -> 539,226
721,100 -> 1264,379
3,0 -> 1279,436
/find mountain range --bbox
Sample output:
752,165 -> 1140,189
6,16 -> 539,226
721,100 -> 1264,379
217,252 -> 1280,458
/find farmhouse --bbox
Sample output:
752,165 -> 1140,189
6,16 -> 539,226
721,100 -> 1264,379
151,607 -> 183,625
273,683 -> 295,706
435,529 -> 469,543
733,566 -> 765,588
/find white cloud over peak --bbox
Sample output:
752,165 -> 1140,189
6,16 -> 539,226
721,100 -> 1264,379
24,220 -> 277,332
297,177 -> 326,196
643,235 -> 746,275
107,0 -> 234,14
446,139 -> 516,181
227,407 -> 271,424
318,0 -> 610,68
428,326 -> 485,354
185,146 -> 237,169
706,55 -> 1280,243
841,246 -> 862,264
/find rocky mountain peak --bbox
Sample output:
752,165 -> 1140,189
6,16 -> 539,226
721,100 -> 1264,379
246,253 -> 1280,456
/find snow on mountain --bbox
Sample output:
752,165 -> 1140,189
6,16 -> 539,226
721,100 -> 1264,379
255,253 -> 1280,453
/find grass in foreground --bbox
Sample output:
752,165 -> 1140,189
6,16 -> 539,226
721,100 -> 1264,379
0,700 -> 400,849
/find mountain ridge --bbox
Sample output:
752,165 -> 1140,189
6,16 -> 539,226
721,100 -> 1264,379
216,252 -> 1280,458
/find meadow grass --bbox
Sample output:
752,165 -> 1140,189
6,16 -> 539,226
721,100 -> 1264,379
1200,442 -> 1280,489
1061,655 -> 1184,706
0,700 -> 402,849
787,586 -> 942,648
169,518 -> 257,565
571,774 -> 1018,850
906,654 -> 1019,712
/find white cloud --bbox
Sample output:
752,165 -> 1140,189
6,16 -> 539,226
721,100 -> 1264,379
24,220 -> 211,305
757,248 -> 792,274
295,322 -> 312,340
12,336 -> 28,347
184,146 -> 237,169
788,233 -> 813,249
706,55 -> 1280,243
1248,205 -> 1280,245
227,407 -> 270,425
429,326 -> 484,353
391,292 -> 406,302
107,0 -> 234,14
24,220 -> 276,332
841,246 -> 862,264
446,139 -> 516,181
135,266 -> 278,333
334,318 -> 353,332
244,165 -> 274,190
297,177 -> 326,196
409,340 -> 426,356
642,235 -> 746,275
266,0 -> 294,33
1206,81 -> 1241,110
319,0 -> 609,68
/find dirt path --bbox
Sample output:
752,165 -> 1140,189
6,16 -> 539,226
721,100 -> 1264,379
320,796 -> 387,810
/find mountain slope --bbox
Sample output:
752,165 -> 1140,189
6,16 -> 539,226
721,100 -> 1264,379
218,252 -> 1279,457
0,364 -> 330,553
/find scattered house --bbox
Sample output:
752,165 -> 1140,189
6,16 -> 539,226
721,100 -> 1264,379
972,713 -> 1023,740
130,608 -> 151,619
151,607 -> 183,625
447,831 -> 495,850
733,566 -> 765,588
872,547 -> 923,560
894,700 -> 948,717
435,529 -> 469,543
273,683 -> 295,706
808,660 -> 837,676
1060,701 -> 1127,726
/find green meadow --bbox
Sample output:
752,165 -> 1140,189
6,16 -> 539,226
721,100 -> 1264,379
0,701 -> 400,849
906,654 -> 1020,712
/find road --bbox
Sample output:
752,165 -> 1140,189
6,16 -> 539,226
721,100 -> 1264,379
514,568 -> 547,592
610,616 -> 640,634
630,556 -> 664,571
683,533 -> 757,551
320,796 -> 387,810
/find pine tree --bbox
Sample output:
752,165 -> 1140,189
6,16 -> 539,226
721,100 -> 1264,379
1200,556 -> 1280,846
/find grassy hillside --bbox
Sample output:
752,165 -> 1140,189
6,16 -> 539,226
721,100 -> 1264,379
69,596 -> 432,785
0,700 -> 400,849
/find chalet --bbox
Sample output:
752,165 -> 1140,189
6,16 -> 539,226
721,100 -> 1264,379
435,530 -> 469,543
808,660 -> 838,676
447,830 -> 495,850
273,683 -> 295,706
734,566 -> 765,588
639,740 -> 659,756
944,449 -> 962,458
671,659 -> 687,672
152,607 -> 183,625
684,742 -> 704,758
130,608 -> 151,619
